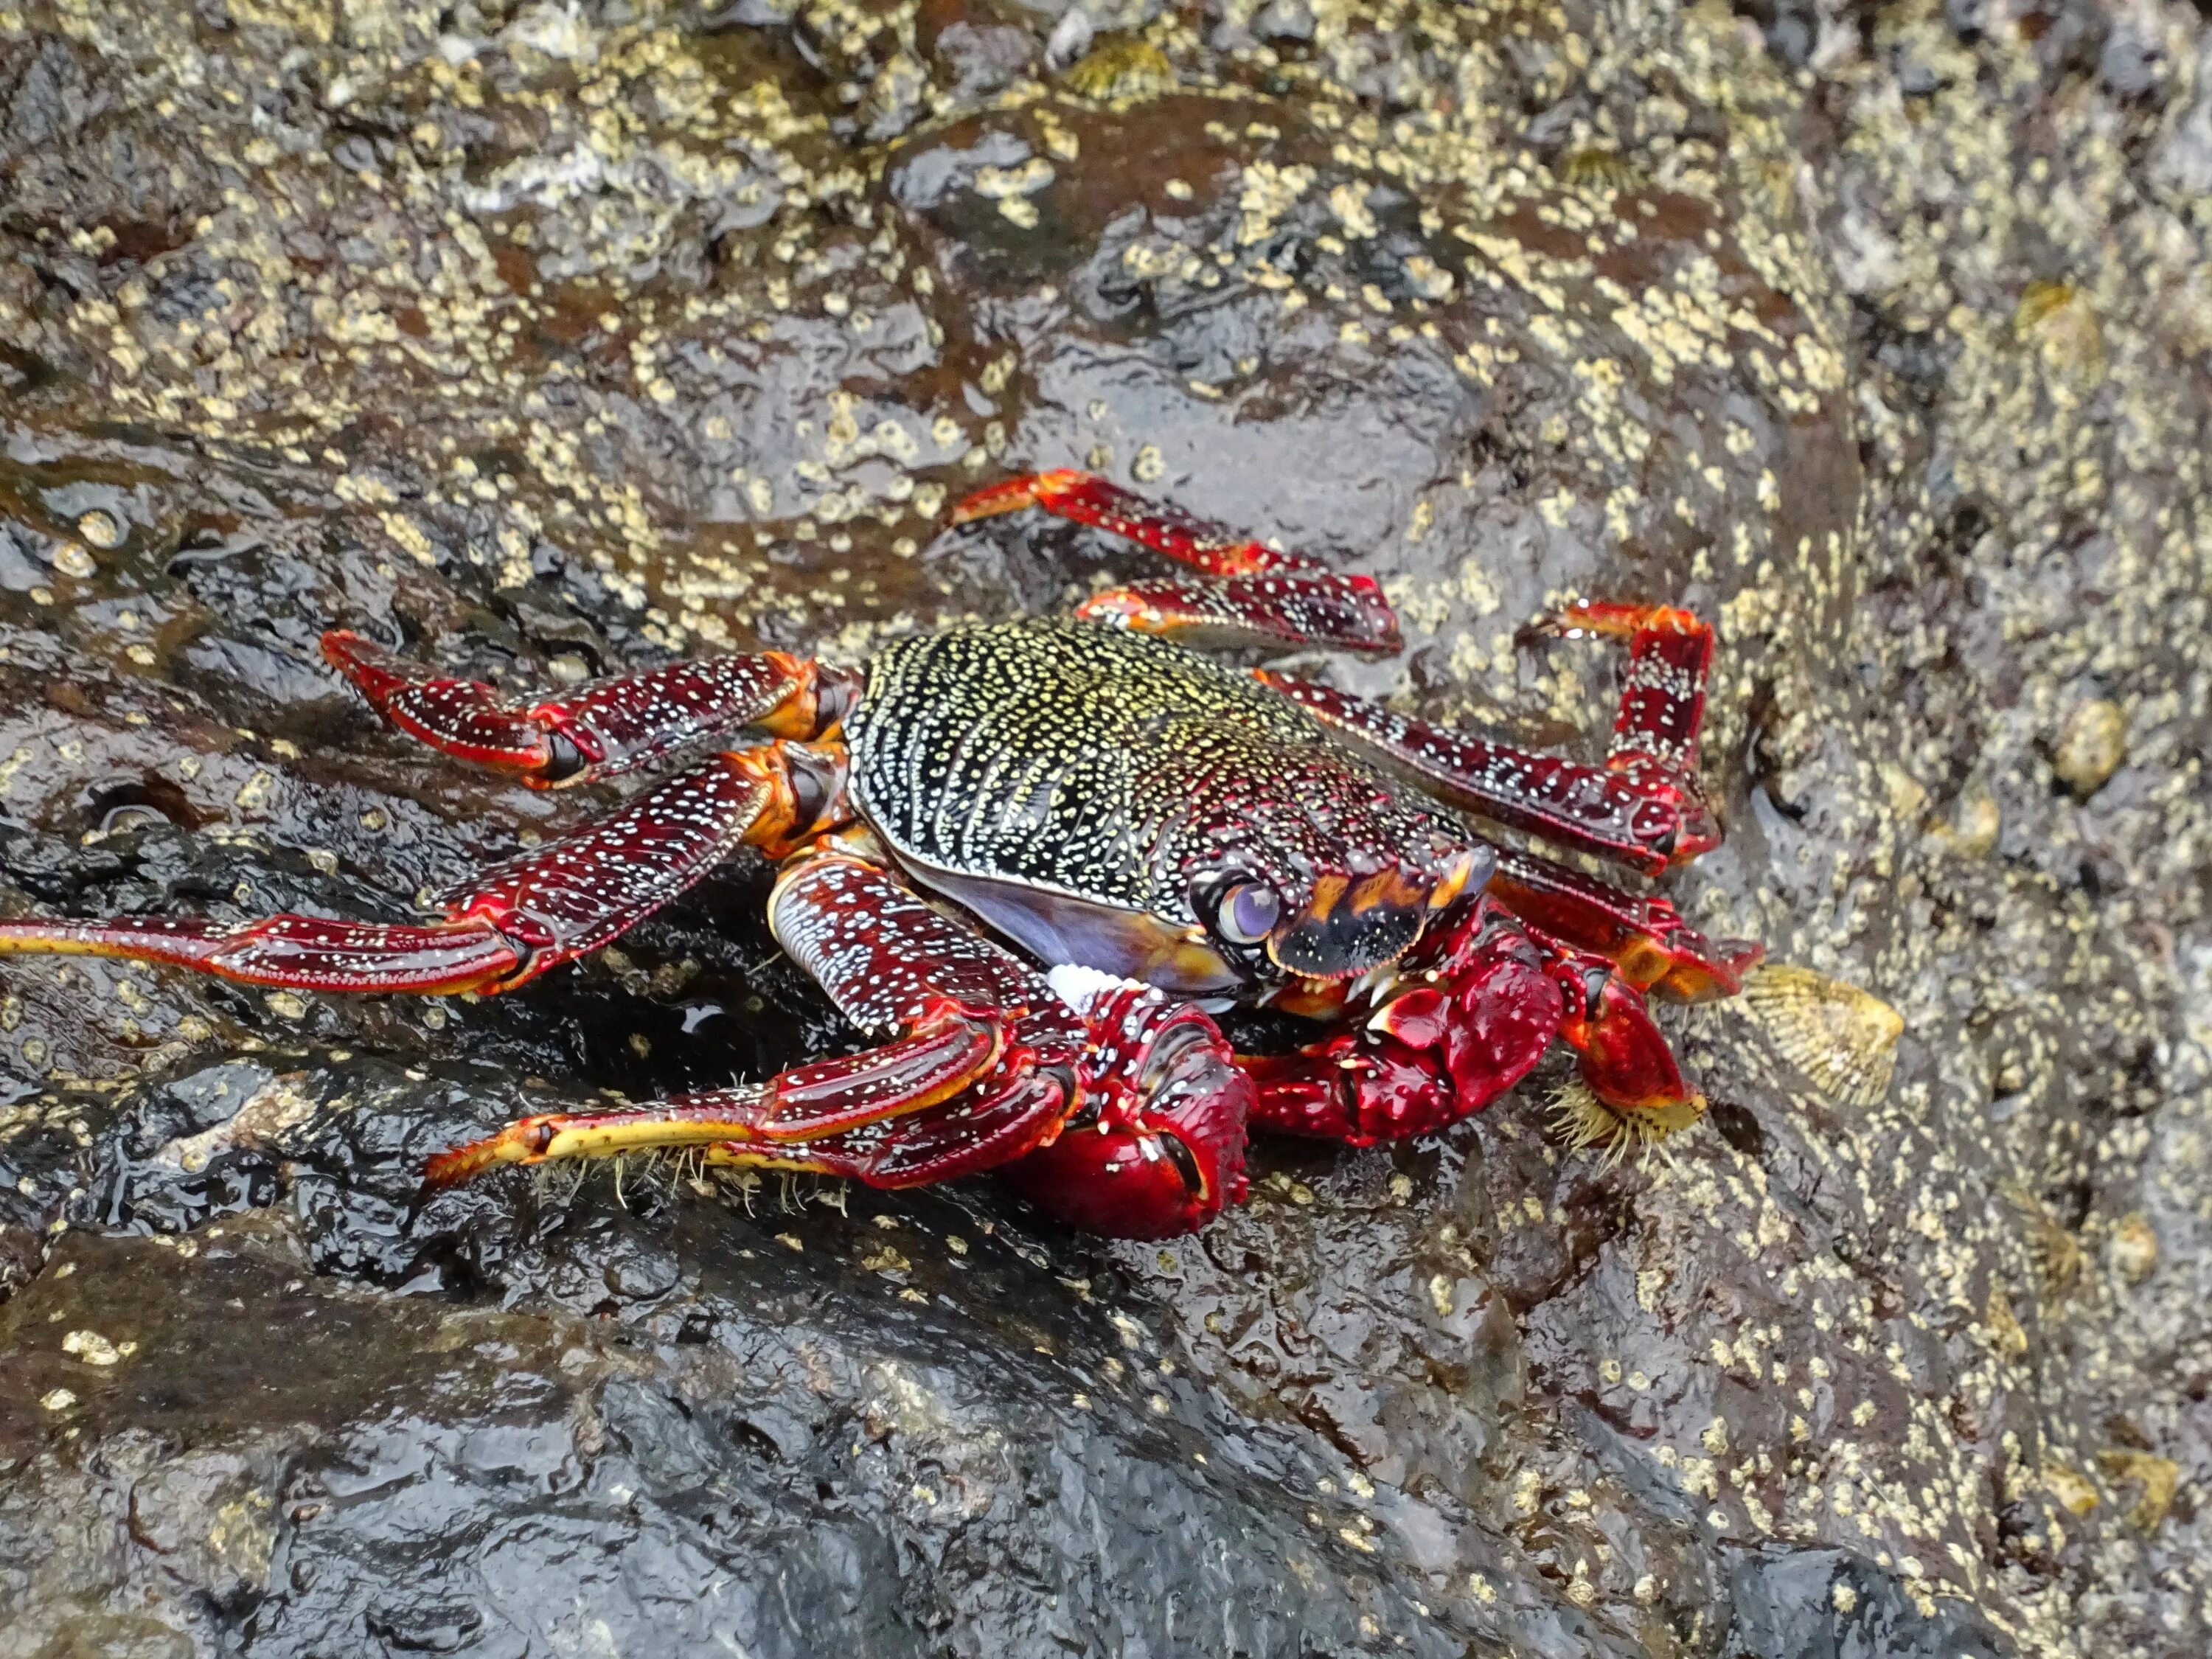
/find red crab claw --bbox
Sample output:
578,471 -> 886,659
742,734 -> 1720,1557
1241,904 -> 1562,1145
998,966 -> 1251,1239
1548,953 -> 1698,1117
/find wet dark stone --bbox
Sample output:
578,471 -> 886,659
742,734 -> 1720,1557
1724,1548 -> 2011,1659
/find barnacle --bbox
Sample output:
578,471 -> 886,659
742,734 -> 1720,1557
1561,147 -> 1641,195
1549,1079 -> 1705,1166
2097,1450 -> 2180,1531
2014,279 -> 2105,387
1741,964 -> 1902,1107
2004,1183 -> 2084,1293
1062,38 -> 1178,103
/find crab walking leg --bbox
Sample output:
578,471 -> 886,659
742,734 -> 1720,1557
423,998 -> 1043,1185
953,468 -> 1318,576
1530,602 -> 1713,776
1485,846 -> 1762,1003
951,470 -> 1401,654
1071,572 -> 1402,655
324,630 -> 861,789
1254,672 -> 1717,876
0,746 -> 841,995
427,851 -> 1252,1237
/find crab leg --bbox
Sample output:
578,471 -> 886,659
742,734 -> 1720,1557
1486,846 -> 1761,1002
428,852 -> 1252,1237
952,470 -> 1400,654
1531,602 -> 1712,778
0,745 -> 844,995
324,630 -> 860,788
955,468 -> 1317,577
423,997 -> 1062,1187
1255,670 -> 1719,875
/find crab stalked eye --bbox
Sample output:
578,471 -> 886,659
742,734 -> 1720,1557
1217,881 -> 1281,945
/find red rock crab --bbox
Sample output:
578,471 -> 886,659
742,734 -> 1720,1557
0,472 -> 1759,1237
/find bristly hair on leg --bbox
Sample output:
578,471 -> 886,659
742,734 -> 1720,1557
1548,1079 -> 1699,1171
526,1161 -> 597,1207
518,1148 -> 686,1208
715,1166 -> 762,1215
675,1146 -> 717,1197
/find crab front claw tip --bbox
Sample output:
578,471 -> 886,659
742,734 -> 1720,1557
1002,984 -> 1253,1239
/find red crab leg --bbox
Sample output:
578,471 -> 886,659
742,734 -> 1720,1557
0,745 -> 845,995
1255,671 -> 1717,875
1485,846 -> 1761,1003
424,996 -> 1065,1186
951,470 -> 1400,654
324,630 -> 861,789
427,850 -> 1250,1237
1532,602 -> 1712,776
954,468 -> 1318,576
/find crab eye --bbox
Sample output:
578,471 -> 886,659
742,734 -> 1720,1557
1216,882 -> 1281,945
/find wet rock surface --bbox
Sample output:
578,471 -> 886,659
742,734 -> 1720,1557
0,1 -> 2206,1655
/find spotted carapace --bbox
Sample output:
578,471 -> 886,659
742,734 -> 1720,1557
0,470 -> 1760,1237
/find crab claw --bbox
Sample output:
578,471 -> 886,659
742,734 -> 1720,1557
1242,908 -> 1562,1145
998,967 -> 1252,1239
1559,970 -> 1692,1110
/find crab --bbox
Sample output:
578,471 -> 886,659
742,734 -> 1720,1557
0,471 -> 1759,1238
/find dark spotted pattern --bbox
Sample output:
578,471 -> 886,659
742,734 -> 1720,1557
1075,571 -> 1399,654
844,619 -> 1466,958
959,468 -> 1315,577
770,850 -> 1076,1040
0,911 -> 522,993
324,630 -> 824,787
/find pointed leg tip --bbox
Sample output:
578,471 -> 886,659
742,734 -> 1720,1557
320,627 -> 422,702
1721,939 -> 1767,985
949,476 -> 1046,524
320,627 -> 384,669
424,1121 -> 539,1186
1524,602 -> 1709,642
1522,605 -> 1619,643
421,1144 -> 487,1188
950,469 -> 1102,525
